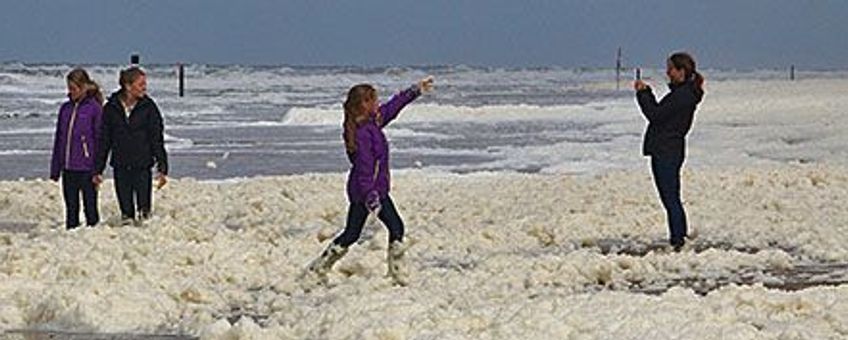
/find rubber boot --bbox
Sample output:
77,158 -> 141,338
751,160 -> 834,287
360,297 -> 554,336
386,241 -> 409,286
304,242 -> 348,287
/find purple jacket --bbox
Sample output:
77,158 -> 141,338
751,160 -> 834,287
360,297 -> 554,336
50,95 -> 103,178
346,87 -> 420,203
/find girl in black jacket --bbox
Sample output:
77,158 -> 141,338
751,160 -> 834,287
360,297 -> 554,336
95,67 -> 168,225
634,52 -> 704,251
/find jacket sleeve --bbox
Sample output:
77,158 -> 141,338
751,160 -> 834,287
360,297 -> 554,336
378,86 -> 420,128
91,102 -> 103,173
149,102 -> 168,175
636,87 -> 690,125
351,130 -> 377,202
49,109 -> 63,179
95,106 -> 112,175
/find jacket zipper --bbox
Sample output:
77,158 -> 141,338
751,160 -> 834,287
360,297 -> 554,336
373,160 -> 380,183
64,102 -> 80,166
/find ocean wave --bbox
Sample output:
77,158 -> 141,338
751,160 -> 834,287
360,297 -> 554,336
0,127 -> 53,135
163,133 -> 194,149
0,149 -> 48,156
281,101 -> 630,126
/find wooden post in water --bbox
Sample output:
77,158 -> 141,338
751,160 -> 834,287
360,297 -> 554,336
616,47 -> 622,90
790,64 -> 795,81
178,63 -> 185,97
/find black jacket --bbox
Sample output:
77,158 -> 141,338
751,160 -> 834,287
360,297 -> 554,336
636,79 -> 703,158
96,91 -> 168,175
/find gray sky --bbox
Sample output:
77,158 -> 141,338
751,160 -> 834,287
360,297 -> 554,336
0,0 -> 845,68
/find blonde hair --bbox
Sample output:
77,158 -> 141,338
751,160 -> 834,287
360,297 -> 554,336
66,68 -> 103,104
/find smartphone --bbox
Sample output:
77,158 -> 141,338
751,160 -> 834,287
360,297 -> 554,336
635,68 -> 641,80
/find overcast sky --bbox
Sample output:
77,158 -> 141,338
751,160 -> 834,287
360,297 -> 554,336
1,0 -> 845,69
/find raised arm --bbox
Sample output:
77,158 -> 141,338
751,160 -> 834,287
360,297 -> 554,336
636,87 -> 691,125
378,76 -> 434,127
378,87 -> 420,127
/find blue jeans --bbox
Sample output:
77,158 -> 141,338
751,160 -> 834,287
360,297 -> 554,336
334,195 -> 404,247
650,155 -> 687,245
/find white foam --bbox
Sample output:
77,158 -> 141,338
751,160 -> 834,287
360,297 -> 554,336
1,165 -> 847,337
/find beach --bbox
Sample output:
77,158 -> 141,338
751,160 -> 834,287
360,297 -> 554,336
1,66 -> 848,338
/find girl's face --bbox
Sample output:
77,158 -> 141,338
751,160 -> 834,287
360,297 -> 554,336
126,75 -> 147,100
361,91 -> 379,116
67,81 -> 84,102
666,61 -> 686,84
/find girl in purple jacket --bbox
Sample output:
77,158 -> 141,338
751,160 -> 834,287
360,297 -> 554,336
306,76 -> 434,287
50,68 -> 104,229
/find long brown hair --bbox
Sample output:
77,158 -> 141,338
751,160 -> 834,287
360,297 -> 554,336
66,68 -> 103,105
343,84 -> 378,154
668,52 -> 705,93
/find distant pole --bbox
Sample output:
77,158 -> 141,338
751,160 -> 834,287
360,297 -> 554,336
178,63 -> 185,97
616,47 -> 622,90
790,64 -> 795,81
130,53 -> 140,66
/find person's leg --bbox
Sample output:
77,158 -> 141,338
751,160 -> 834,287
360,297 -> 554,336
61,170 -> 81,229
134,168 -> 152,219
651,156 -> 688,247
113,168 -> 136,221
332,202 -> 370,247
80,172 -> 99,226
378,195 -> 409,285
377,196 -> 405,243
305,202 -> 369,284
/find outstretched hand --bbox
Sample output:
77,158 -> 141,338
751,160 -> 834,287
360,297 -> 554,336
418,76 -> 435,94
634,80 -> 649,91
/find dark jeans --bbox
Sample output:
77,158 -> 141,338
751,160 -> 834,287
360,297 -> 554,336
114,167 -> 152,220
650,154 -> 688,245
62,170 -> 99,229
333,195 -> 405,247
